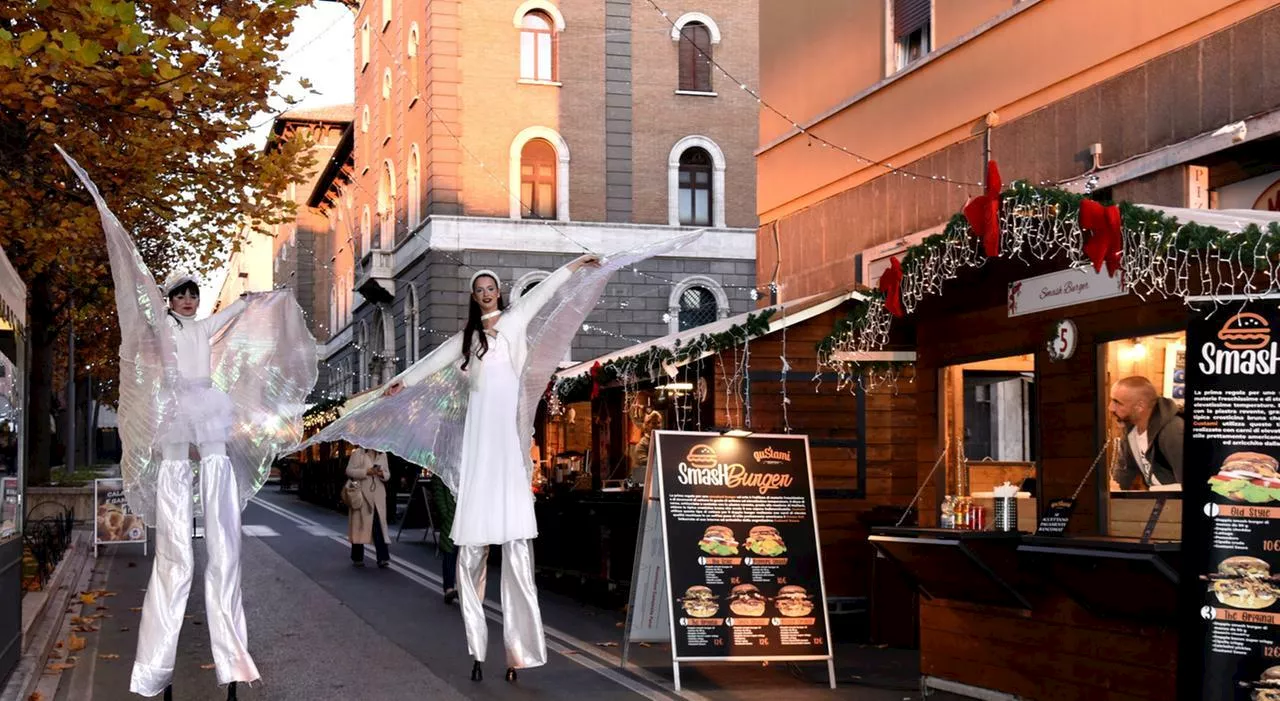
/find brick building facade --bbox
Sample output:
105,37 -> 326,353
306,0 -> 759,398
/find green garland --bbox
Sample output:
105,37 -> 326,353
817,180 -> 1280,355
554,309 -> 776,402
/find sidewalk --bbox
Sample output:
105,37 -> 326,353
49,531 -> 467,700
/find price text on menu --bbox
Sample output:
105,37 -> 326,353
1180,303 -> 1280,701
654,432 -> 832,661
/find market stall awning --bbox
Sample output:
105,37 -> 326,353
0,245 -> 25,337
1134,205 -> 1280,233
557,287 -> 868,381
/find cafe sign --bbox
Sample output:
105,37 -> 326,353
1008,266 -> 1126,317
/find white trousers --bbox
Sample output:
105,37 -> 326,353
457,540 -> 547,668
129,443 -> 260,696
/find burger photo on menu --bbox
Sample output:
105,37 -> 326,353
727,584 -> 767,616
744,525 -> 787,556
679,585 -> 719,618
1243,666 -> 1280,700
1208,452 -> 1280,503
1206,556 -> 1280,610
698,525 -> 739,556
774,585 -> 815,617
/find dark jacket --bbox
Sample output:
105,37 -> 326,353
1112,397 -> 1184,488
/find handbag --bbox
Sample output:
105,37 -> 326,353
341,479 -> 366,510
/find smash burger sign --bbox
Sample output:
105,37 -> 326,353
677,443 -> 795,495
1199,312 -> 1280,375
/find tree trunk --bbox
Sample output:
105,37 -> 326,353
26,275 -> 54,485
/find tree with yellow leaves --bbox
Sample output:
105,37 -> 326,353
0,1 -> 316,483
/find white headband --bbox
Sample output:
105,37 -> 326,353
468,269 -> 501,290
162,271 -> 199,296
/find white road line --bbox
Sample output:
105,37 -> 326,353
241,525 -> 279,537
248,496 -> 710,701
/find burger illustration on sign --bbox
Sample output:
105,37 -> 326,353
727,584 -> 768,616
686,444 -> 718,469
1245,667 -> 1280,700
698,525 -> 739,556
774,585 -> 815,617
1218,312 -> 1271,350
744,525 -> 787,556
1207,452 -> 1280,503
679,585 -> 718,618
1205,556 -> 1280,610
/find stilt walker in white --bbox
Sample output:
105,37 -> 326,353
294,231 -> 705,682
57,148 -> 318,699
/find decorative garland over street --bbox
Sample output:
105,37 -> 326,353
818,161 -> 1280,389
302,396 -> 345,433
553,309 -> 776,403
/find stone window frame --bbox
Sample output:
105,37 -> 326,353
667,275 -> 730,334
509,126 -> 571,222
668,135 -> 726,228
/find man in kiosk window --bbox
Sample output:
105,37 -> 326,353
1108,376 -> 1184,489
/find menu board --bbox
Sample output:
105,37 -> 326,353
94,478 -> 146,550
653,431 -> 832,663
1181,303 -> 1280,701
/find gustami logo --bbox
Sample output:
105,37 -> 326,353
1200,312 -> 1280,375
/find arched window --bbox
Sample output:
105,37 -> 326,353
677,22 -> 712,92
360,105 -> 371,167
382,69 -> 393,138
520,10 -> 557,82
360,19 -> 370,70
678,286 -> 718,331
405,284 -> 420,362
360,206 -> 372,258
358,321 -> 370,391
520,138 -> 557,219
378,161 -> 396,248
512,271 -> 551,302
408,23 -> 420,96
329,287 -> 338,335
381,0 -> 392,30
678,147 -> 712,226
407,144 -> 421,228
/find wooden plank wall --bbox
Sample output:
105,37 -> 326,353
911,259 -> 1185,699
713,306 -> 919,598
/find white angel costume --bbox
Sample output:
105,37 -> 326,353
296,230 -> 702,672
57,148 -> 318,697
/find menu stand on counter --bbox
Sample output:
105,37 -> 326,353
868,527 -> 1031,610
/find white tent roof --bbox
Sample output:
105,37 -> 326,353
557,287 -> 868,381
1136,205 -> 1280,233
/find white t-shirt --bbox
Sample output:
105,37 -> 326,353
1128,428 -> 1162,486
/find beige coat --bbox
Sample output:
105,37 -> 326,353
345,449 -> 389,545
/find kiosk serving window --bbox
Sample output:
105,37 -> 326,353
1101,331 -> 1185,540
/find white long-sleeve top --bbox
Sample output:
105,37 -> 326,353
166,299 -> 246,381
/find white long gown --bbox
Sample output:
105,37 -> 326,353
450,329 -> 537,546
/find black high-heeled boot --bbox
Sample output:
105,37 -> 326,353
226,681 -> 237,700
506,667 -> 517,682
470,660 -> 483,681
163,685 -> 173,701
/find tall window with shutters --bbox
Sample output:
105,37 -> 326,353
382,69 -> 393,139
677,22 -> 712,92
408,23 -> 420,98
378,161 -> 395,248
520,11 -> 557,82
893,0 -> 931,71
519,139 -> 557,219
678,147 -> 712,226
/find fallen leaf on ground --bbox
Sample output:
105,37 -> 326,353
46,662 -> 75,672
78,593 -> 96,606
54,641 -> 62,649
127,562 -> 136,568
27,691 -> 44,701
638,642 -> 652,648
48,650 -> 62,659
98,654 -> 120,660
595,642 -> 619,647
69,617 -> 85,625
614,622 -> 623,628
67,633 -> 85,652
95,606 -> 109,611
118,627 -> 130,632
200,664 -> 216,670
129,607 -> 142,613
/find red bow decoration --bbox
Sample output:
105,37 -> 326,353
877,256 -> 904,317
963,160 -> 1003,257
589,361 -> 602,399
1079,199 -> 1123,276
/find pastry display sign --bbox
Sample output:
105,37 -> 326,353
94,478 -> 147,554
1035,497 -> 1076,536
621,431 -> 835,690
1179,304 -> 1280,701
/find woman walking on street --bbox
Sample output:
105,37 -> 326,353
346,448 -> 391,567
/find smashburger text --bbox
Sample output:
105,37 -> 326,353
676,461 -> 794,494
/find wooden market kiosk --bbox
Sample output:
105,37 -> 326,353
858,202 -> 1280,701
